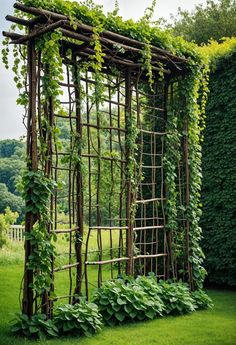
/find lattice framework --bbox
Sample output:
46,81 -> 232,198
4,2 -> 193,317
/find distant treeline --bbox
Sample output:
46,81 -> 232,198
0,139 -> 25,222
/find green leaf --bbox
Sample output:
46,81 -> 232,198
117,298 -> 126,305
11,324 -> 22,332
29,326 -> 39,333
115,311 -> 125,322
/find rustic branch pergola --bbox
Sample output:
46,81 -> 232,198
4,2 -> 192,318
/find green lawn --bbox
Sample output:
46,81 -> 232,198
0,263 -> 236,345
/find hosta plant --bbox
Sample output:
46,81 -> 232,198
157,280 -> 196,315
93,277 -> 165,325
54,299 -> 103,337
191,289 -> 213,309
11,313 -> 58,340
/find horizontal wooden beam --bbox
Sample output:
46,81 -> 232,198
52,227 -> 79,234
2,31 -> 24,40
136,197 -> 166,204
89,226 -> 128,230
5,14 -> 29,26
54,262 -> 80,272
6,13 -> 52,27
85,257 -> 129,265
133,225 -> 165,231
14,2 -> 67,21
133,253 -> 167,259
12,19 -> 67,44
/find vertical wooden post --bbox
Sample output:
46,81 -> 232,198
41,82 -> 54,317
125,69 -> 134,276
73,55 -> 84,298
184,119 -> 193,289
84,74 -> 91,299
22,39 -> 38,317
163,80 -> 171,280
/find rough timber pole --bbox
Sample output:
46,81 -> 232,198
184,119 -> 193,289
22,38 -> 38,317
41,67 -> 54,317
125,69 -> 134,276
73,55 -> 84,298
164,79 -> 175,280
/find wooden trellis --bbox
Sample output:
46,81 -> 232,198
4,2 -> 192,318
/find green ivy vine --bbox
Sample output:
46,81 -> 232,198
22,171 -> 57,294
163,61 -> 209,289
163,101 -> 181,279
179,66 -> 209,290
125,112 -> 140,222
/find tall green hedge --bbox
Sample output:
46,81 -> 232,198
201,51 -> 236,287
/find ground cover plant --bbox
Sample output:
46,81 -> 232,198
191,288 -> 214,310
11,313 -> 59,340
54,300 -> 103,337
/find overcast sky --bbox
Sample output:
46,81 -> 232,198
0,0 -> 206,140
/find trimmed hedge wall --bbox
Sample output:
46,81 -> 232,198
201,52 -> 236,287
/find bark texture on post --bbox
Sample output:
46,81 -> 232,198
22,39 -> 38,317
125,69 -> 134,276
73,55 -> 84,299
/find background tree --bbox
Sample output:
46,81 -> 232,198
0,207 -> 19,248
0,183 -> 24,220
170,0 -> 236,44
0,158 -> 24,194
0,139 -> 24,158
0,139 -> 25,221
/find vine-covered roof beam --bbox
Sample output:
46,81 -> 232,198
59,26 -> 172,64
5,6 -> 187,75
3,26 -> 179,74
12,2 -> 188,64
5,13 -> 178,67
59,35 -> 171,74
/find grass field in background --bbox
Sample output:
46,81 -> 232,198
0,233 -> 122,299
0,227 -> 122,264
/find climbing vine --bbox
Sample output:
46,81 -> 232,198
125,112 -> 140,221
163,101 -> 181,278
163,60 -> 210,289
35,31 -> 64,107
185,72 -> 207,289
22,171 -> 57,294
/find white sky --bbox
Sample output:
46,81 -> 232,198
0,0 -> 207,139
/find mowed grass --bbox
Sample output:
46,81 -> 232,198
0,262 -> 236,345
0,227 -> 122,266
